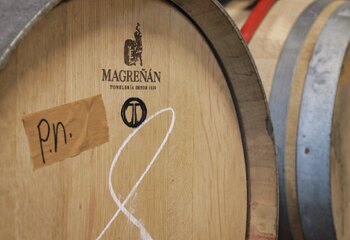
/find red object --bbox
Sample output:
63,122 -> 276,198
241,0 -> 276,43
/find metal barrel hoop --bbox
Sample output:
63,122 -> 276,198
269,0 -> 332,238
297,2 -> 350,240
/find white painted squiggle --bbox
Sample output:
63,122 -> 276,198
96,108 -> 176,240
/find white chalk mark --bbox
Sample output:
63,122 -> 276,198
96,108 -> 176,240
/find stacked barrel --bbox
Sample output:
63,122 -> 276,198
227,1 -> 350,239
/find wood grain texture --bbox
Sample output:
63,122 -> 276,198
0,0 -> 278,239
0,0 -> 248,239
225,2 -> 313,238
332,44 -> 350,240
173,1 -> 278,239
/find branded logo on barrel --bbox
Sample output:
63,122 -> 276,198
102,23 -> 161,91
124,23 -> 143,67
121,97 -> 147,128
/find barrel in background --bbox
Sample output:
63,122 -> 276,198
332,44 -> 350,240
226,1 -> 350,240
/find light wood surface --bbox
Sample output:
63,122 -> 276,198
224,0 -> 255,28
332,44 -> 350,240
0,0 -> 249,239
248,0 -> 314,98
225,0 -> 315,98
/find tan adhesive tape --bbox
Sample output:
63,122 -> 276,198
22,95 -> 109,169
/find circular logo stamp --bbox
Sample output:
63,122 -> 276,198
121,97 -> 147,128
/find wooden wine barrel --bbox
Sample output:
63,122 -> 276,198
332,44 -> 350,240
227,1 -> 350,240
0,0 -> 278,239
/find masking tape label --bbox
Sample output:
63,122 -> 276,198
23,95 -> 109,169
